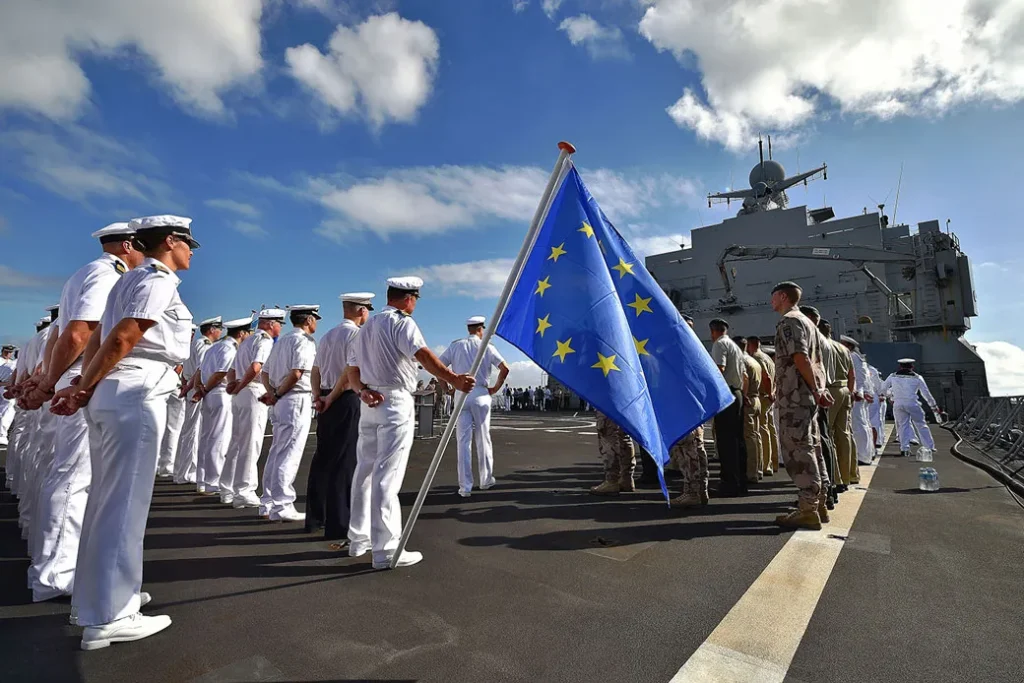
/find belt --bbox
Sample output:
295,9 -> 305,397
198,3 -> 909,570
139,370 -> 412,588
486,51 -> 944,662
828,383 -> 846,389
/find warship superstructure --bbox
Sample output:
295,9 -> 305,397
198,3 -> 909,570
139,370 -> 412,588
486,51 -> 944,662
645,140 -> 989,418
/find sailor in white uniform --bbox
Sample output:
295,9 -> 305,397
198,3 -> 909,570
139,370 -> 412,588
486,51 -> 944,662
51,214 -> 198,650
0,344 -> 18,444
881,358 -> 941,456
346,276 -> 475,569
194,317 -> 252,501
867,364 -> 886,452
5,319 -> 50,499
173,316 -> 222,484
223,308 -> 284,509
157,357 -> 187,479
23,222 -> 143,603
438,315 -> 510,497
259,305 -> 319,522
839,335 -> 877,466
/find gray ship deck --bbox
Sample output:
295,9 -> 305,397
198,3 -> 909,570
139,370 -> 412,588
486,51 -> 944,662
1,413 -> 1022,682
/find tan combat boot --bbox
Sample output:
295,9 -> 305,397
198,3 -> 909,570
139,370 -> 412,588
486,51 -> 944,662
776,502 -> 823,530
618,475 -> 635,493
817,492 -> 830,523
670,493 -> 703,508
590,478 -> 621,496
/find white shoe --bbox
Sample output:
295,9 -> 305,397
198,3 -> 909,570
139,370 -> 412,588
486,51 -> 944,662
372,550 -> 423,570
481,479 -> 496,490
458,490 -> 471,498
271,509 -> 305,522
155,472 -> 172,479
232,496 -> 260,509
80,613 -> 172,651
348,542 -> 370,558
219,493 -> 234,505
140,592 -> 151,607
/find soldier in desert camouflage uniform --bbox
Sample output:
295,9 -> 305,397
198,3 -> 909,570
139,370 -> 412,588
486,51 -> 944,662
669,427 -> 708,508
748,337 -> 778,476
771,281 -> 833,530
590,410 -> 636,495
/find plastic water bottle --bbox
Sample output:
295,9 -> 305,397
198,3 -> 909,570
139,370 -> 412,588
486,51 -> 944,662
917,447 -> 933,462
929,468 -> 940,491
918,468 -> 930,491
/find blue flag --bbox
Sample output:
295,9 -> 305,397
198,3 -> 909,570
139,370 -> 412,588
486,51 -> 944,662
496,166 -> 734,499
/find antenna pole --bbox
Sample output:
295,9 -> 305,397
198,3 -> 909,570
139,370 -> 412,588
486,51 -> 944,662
768,135 -> 773,160
892,162 -> 904,226
758,136 -> 764,166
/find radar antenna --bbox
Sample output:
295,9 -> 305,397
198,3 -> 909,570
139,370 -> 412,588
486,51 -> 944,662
707,135 -> 826,215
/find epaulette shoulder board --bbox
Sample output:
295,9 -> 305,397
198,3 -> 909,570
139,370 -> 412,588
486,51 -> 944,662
151,262 -> 172,275
114,261 -> 127,275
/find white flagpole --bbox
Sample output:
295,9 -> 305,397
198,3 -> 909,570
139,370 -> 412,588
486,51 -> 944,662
391,141 -> 576,568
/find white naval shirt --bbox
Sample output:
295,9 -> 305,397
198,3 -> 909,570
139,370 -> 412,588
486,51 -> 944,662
881,371 -> 938,409
233,329 -> 274,386
200,336 -> 239,392
56,253 -> 128,378
314,319 -> 360,390
264,328 -> 316,393
438,336 -> 505,387
99,257 -> 192,365
185,336 -> 213,381
348,306 -> 427,394
20,326 -> 52,378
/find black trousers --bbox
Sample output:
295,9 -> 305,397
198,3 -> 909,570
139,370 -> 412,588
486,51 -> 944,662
816,407 -> 836,490
714,389 -> 748,493
305,390 -> 360,539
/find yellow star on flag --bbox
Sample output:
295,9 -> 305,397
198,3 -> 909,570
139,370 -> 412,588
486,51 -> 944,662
634,337 -> 650,356
592,353 -> 620,377
536,314 -> 552,337
611,258 -> 635,279
535,276 -> 552,297
553,338 -> 575,363
627,293 -> 653,317
548,243 -> 567,263
578,222 -> 595,239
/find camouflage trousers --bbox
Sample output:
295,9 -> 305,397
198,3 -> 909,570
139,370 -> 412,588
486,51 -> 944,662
596,411 -> 635,482
669,425 -> 707,495
777,402 -> 828,506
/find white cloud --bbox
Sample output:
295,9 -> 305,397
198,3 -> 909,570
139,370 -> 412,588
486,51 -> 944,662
0,125 -> 175,207
254,164 -> 698,239
638,0 -> 1024,151
285,12 -> 440,129
506,359 -> 546,388
411,258 -> 515,299
975,341 -> 1024,396
231,220 -> 268,238
289,0 -> 397,21
628,233 -> 687,258
205,198 -> 261,219
0,265 -> 63,289
512,0 -> 530,13
0,0 -> 263,120
558,14 -> 630,60
542,0 -> 564,19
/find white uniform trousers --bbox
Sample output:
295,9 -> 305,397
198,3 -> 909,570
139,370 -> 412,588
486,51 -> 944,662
22,408 -> 58,547
348,388 -> 415,560
28,398 -> 91,601
456,388 -> 495,493
851,400 -> 874,465
893,401 -> 935,450
870,399 -> 886,447
72,359 -> 177,627
0,396 -> 14,444
260,392 -> 312,517
225,385 -> 269,498
173,392 -> 202,484
197,389 -> 233,493
5,407 -> 29,494
157,392 -> 185,477
15,409 -> 43,521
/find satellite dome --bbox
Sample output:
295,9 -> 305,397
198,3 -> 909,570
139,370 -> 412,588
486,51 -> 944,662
749,160 -> 786,188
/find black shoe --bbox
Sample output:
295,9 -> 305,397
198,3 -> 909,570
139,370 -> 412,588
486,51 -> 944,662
825,498 -> 835,510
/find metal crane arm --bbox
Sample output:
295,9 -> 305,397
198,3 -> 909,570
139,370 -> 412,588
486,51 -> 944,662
717,243 -> 916,314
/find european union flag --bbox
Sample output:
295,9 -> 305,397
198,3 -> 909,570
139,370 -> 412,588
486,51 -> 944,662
496,166 -> 734,499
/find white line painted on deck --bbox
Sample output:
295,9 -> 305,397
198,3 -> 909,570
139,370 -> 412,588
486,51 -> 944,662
670,424 -> 893,683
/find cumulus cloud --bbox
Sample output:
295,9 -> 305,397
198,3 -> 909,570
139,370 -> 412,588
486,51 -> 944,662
289,0 -> 397,21
205,198 -> 261,219
0,125 -> 175,207
506,360 -> 546,388
411,258 -> 516,299
251,164 -> 698,240
558,14 -> 630,60
285,12 -> 440,129
0,0 -> 263,120
231,221 -> 269,238
975,341 -> 1024,396
0,265 -> 63,289
628,233 -> 688,258
638,0 -> 1024,150
512,0 -> 530,12
542,0 -> 565,19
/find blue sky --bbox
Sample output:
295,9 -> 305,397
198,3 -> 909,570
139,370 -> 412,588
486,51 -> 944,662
2,0 -> 1023,389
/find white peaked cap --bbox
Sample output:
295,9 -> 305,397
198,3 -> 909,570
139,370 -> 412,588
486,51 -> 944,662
340,292 -> 375,308
198,316 -> 222,326
257,308 -> 286,320
839,335 -> 858,346
223,316 -> 254,329
129,215 -> 192,230
45,304 -> 59,312
466,316 -> 486,325
91,222 -> 135,239
898,358 -> 916,364
387,276 -> 423,291
288,304 -> 322,320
